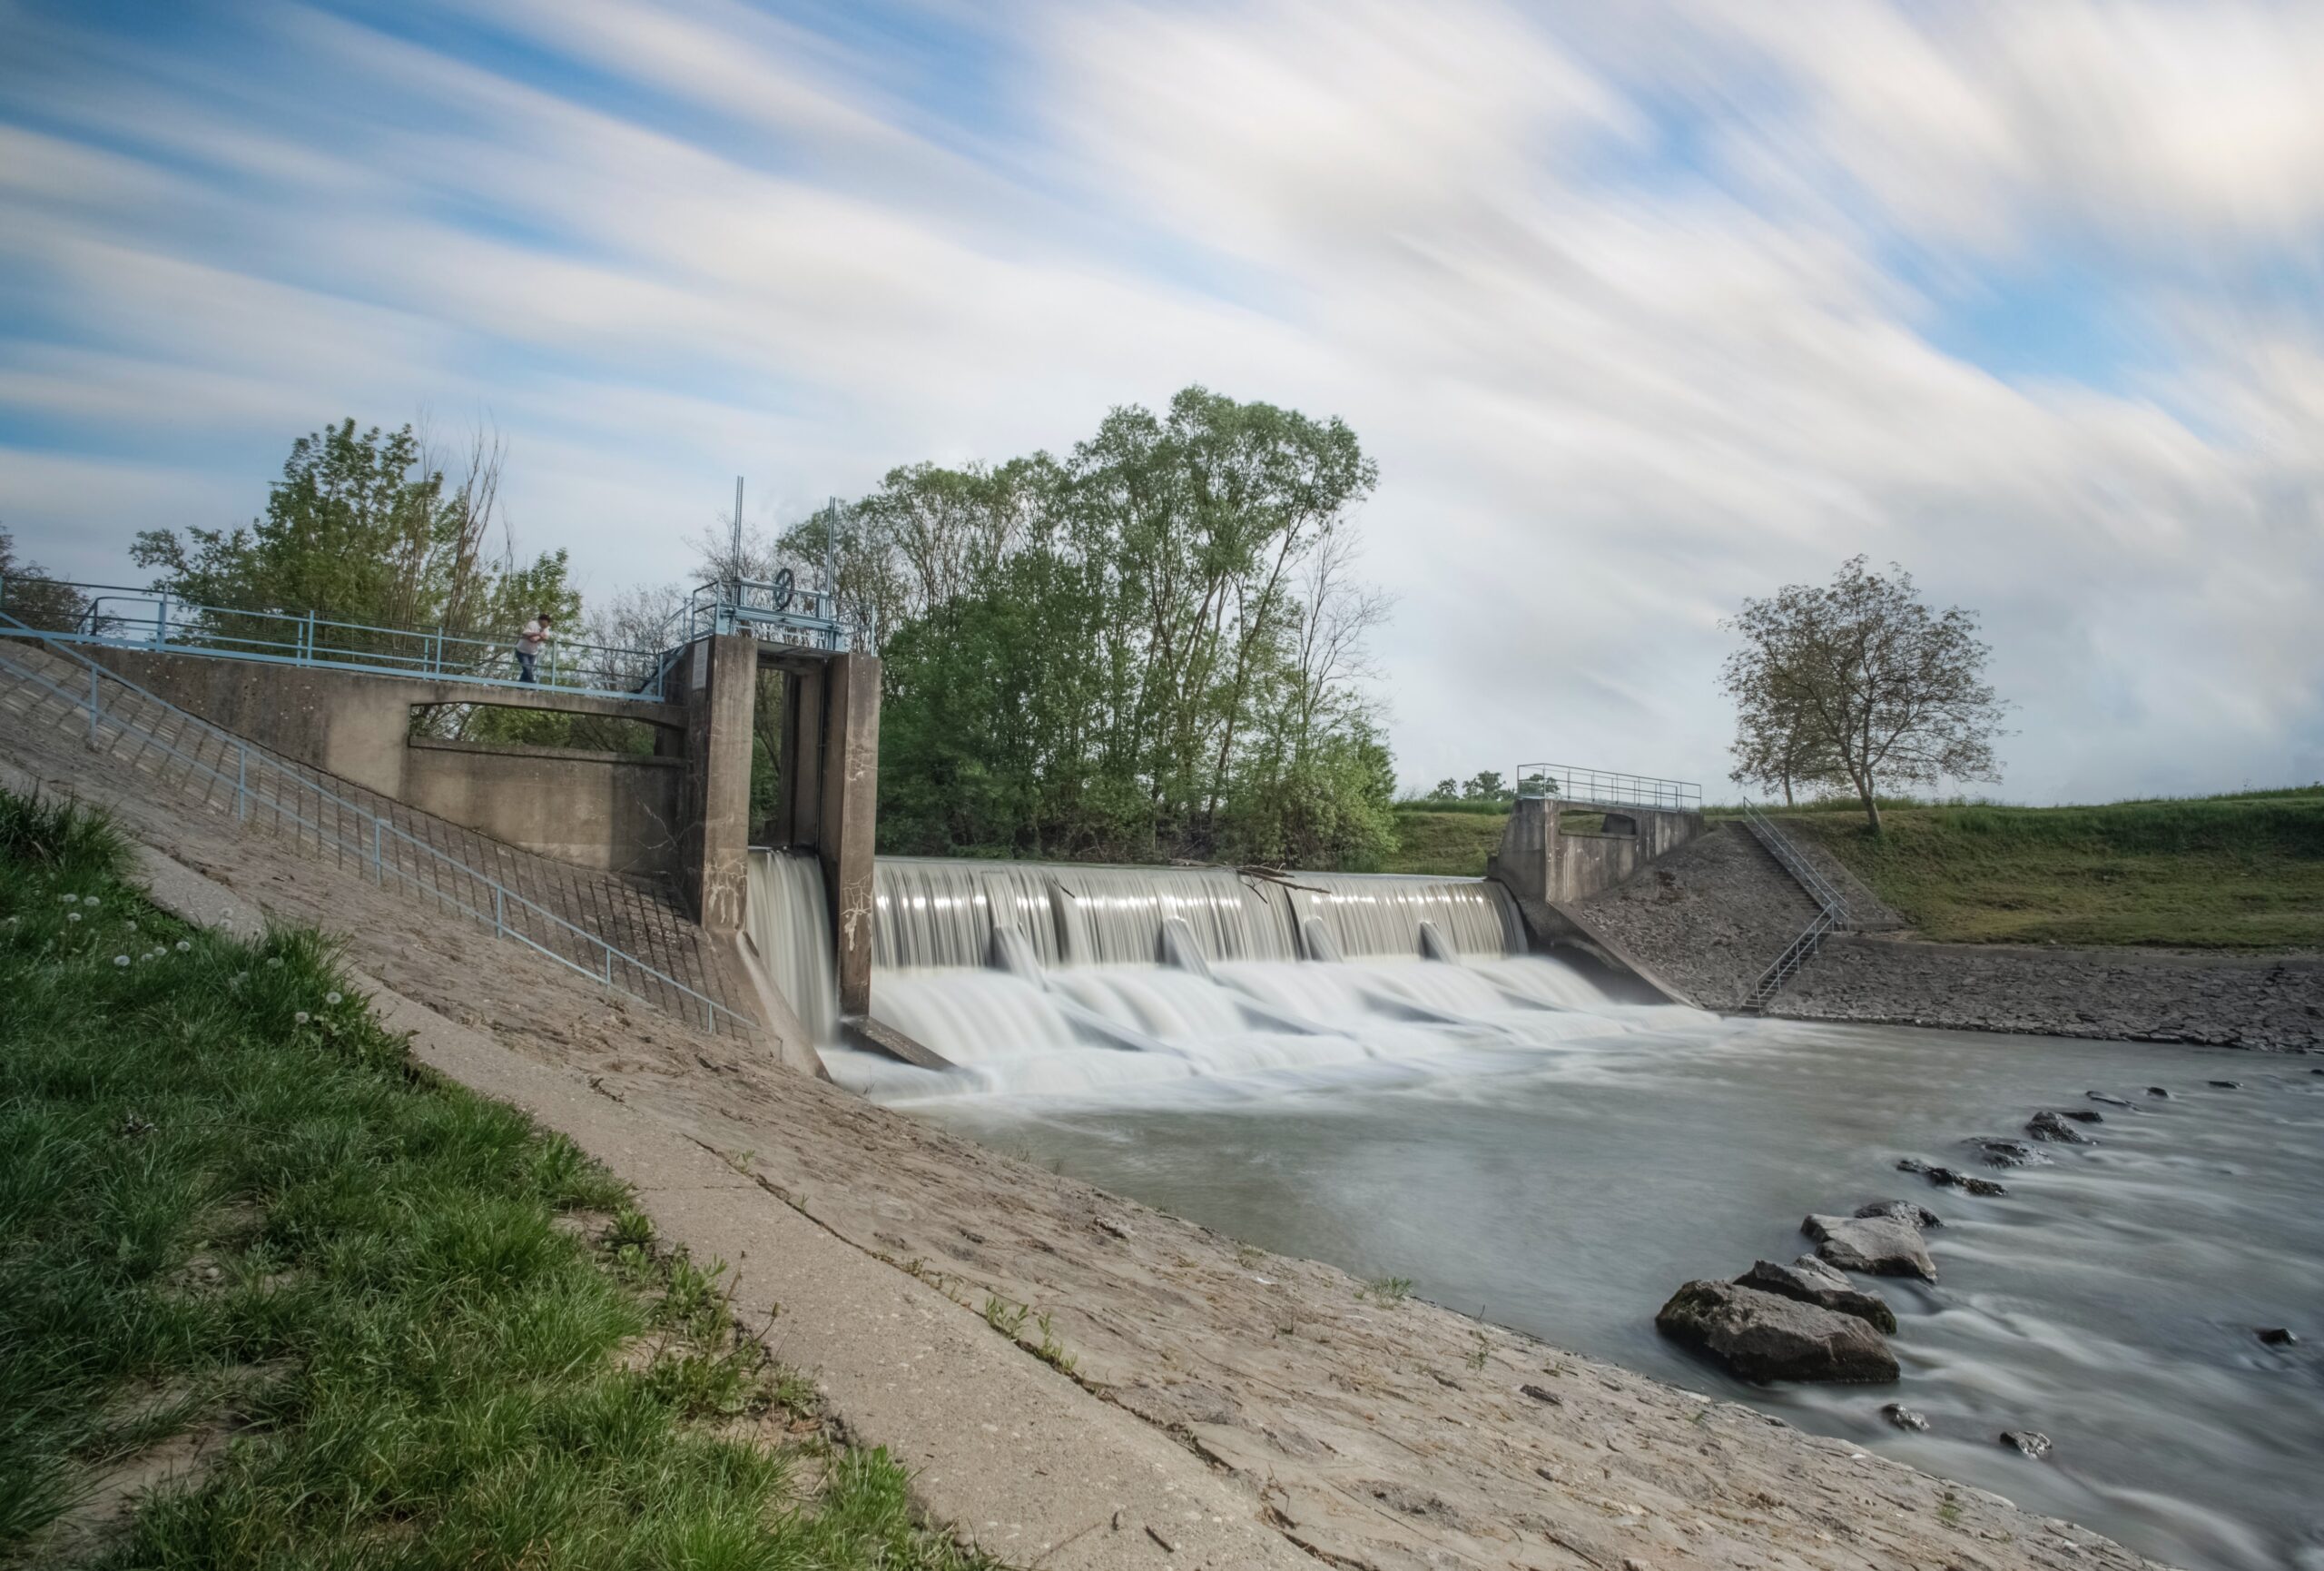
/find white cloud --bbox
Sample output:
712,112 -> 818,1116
0,0 -> 2318,802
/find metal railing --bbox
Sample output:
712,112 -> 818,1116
1514,764 -> 1702,814
676,574 -> 874,654
1738,799 -> 1849,1011
0,576 -> 672,700
0,616 -> 758,1038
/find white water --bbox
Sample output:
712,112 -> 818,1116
746,849 -> 2324,1571
743,848 -> 837,1041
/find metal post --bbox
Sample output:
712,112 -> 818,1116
733,475 -> 744,577
156,592 -> 169,649
87,665 -> 99,741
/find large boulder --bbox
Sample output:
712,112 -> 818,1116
1733,1258 -> 1897,1333
1656,1280 -> 1898,1383
1803,1212 -> 1937,1281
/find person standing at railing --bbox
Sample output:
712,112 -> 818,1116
514,612 -> 554,684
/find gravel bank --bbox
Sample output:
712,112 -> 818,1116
1783,937 -> 2324,1052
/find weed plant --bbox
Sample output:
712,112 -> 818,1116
0,789 -> 992,1568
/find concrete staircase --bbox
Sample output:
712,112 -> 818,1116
0,631 -> 757,1037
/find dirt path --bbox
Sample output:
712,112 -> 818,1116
2,726 -> 2172,1571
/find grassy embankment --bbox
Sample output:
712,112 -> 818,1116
1388,787 -> 2324,951
0,790 -> 990,1568
1775,787 -> 2324,950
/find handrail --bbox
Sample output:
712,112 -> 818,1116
1513,763 -> 1701,815
0,574 -> 672,701
1738,799 -> 1849,1010
0,618 -> 757,1038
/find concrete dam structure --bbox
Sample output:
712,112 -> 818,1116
5,579 -> 1736,1070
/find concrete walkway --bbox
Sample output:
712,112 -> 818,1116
119,835 -> 1314,1571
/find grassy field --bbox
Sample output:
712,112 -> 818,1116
0,790 -> 989,1568
1776,788 -> 2324,950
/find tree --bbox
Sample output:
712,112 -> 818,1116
0,526 -> 89,632
801,386 -> 1394,867
1721,557 -> 2005,831
131,419 -> 576,673
1462,770 -> 1507,802
1430,778 -> 1460,801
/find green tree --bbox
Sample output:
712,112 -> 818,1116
130,420 -> 576,677
1462,771 -> 1508,802
1722,557 -> 2006,830
795,387 -> 1395,868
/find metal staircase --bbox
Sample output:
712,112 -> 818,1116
1738,801 -> 1850,1013
0,619 -> 759,1038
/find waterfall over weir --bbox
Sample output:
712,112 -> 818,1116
748,850 -> 1652,1101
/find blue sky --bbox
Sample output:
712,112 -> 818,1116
4,0 -> 2320,799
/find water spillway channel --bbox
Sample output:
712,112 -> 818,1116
742,851 -> 2324,1571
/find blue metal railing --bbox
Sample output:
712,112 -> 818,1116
675,574 -> 874,654
0,614 -> 758,1038
1514,763 -> 1701,814
0,576 -> 672,700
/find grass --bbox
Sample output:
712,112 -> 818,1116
0,788 -> 995,1570
1777,788 -> 2324,949
1383,811 -> 1505,876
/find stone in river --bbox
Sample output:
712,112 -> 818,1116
2088,1091 -> 2135,1109
2256,1327 -> 2299,1347
1802,1213 -> 1937,1281
1855,1199 -> 1943,1229
1881,1403 -> 1930,1431
2147,1086 -> 2172,1099
1966,1137 -> 2048,1169
1732,1258 -> 1898,1333
1655,1280 -> 1898,1383
2209,1080 -> 2243,1089
2054,1108 -> 2104,1123
2026,1111 -> 2096,1144
2000,1429 -> 2052,1459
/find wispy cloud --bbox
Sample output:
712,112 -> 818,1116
1,0 -> 2318,797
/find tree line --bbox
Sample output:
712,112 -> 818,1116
96,390 -> 1403,869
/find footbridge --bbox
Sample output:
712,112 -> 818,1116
0,573 -> 886,1045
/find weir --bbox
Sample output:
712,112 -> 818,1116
746,848 -> 1643,1092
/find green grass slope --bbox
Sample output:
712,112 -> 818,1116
1384,809 -> 1508,875
0,788 -> 990,1569
1778,788 -> 2324,950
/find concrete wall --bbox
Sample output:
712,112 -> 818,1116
405,739 -> 681,876
83,647 -> 688,874
1488,795 -> 1707,910
676,634 -> 758,934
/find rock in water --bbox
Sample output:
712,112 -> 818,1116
2256,1327 -> 2299,1347
1967,1137 -> 2048,1169
2209,1080 -> 2243,1090
1732,1258 -> 1898,1333
1882,1403 -> 1930,1431
1854,1199 -> 1944,1229
1957,1173 -> 2008,1197
2147,1086 -> 2172,1099
2088,1091 -> 2135,1109
2000,1430 -> 2053,1459
1802,1213 -> 1938,1281
1655,1280 -> 1898,1383
2055,1108 -> 2104,1124
2026,1111 -> 2096,1144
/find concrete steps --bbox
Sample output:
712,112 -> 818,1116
0,634 -> 756,1036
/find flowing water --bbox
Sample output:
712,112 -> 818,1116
753,852 -> 2324,1571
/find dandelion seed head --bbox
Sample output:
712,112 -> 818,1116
114,954 -> 130,966
67,912 -> 82,924
266,957 -> 283,968
175,940 -> 192,953
83,897 -> 99,909
60,894 -> 76,904
326,991 -> 342,1004
293,1012 -> 310,1024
